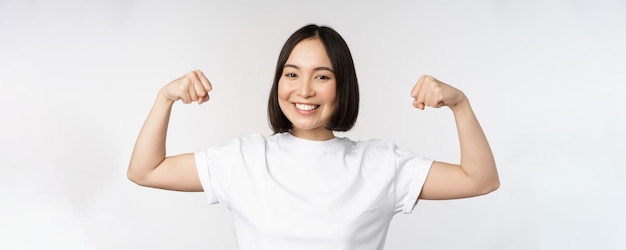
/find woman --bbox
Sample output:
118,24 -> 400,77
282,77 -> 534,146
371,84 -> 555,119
128,24 -> 499,249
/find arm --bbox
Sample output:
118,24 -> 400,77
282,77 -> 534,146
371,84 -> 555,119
411,75 -> 499,200
127,70 -> 212,191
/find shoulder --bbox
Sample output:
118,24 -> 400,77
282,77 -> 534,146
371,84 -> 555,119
199,134 -> 269,166
203,134 -> 268,154
335,137 -> 400,160
349,137 -> 398,151
237,133 -> 267,144
215,133 -> 268,146
348,138 -> 430,163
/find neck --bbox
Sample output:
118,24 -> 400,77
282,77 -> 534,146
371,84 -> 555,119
290,128 -> 335,141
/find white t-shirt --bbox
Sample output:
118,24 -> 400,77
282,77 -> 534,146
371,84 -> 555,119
195,132 -> 433,250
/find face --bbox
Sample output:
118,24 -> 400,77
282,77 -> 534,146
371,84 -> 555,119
278,38 -> 336,140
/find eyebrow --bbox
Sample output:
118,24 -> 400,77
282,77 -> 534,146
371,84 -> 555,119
284,64 -> 335,73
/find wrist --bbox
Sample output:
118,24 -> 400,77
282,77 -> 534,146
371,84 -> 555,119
156,88 -> 176,106
449,96 -> 470,113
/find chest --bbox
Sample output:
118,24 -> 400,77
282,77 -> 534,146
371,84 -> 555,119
224,150 -> 397,243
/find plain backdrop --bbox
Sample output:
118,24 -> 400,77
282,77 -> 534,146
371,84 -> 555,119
1,0 -> 625,249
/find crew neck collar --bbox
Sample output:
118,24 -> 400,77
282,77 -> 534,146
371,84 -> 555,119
276,132 -> 344,151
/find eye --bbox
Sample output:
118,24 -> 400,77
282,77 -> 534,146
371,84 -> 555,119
315,75 -> 331,80
284,73 -> 297,78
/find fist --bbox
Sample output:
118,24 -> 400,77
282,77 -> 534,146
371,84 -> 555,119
161,70 -> 213,104
411,75 -> 465,110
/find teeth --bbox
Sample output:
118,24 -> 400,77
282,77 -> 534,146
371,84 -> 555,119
295,103 -> 319,111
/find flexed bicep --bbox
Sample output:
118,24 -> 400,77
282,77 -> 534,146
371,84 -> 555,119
411,75 -> 499,200
419,161 -> 495,200
137,153 -> 203,192
128,70 -> 214,191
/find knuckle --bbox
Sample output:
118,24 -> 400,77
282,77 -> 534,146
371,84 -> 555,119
180,77 -> 191,86
184,71 -> 197,80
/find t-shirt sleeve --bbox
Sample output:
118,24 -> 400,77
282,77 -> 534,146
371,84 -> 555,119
194,137 -> 244,207
194,150 -> 220,205
394,147 -> 434,214
194,134 -> 266,208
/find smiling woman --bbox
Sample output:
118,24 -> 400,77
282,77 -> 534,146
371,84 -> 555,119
277,38 -> 338,140
268,25 -> 360,139
127,24 -> 499,250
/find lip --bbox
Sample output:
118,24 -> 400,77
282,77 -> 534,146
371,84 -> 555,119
293,102 -> 320,113
293,102 -> 318,105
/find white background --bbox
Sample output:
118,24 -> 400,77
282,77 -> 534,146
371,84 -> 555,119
1,0 -> 625,249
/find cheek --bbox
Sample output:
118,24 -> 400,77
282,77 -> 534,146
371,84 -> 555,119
277,80 -> 292,113
277,80 -> 289,100
323,82 -> 337,102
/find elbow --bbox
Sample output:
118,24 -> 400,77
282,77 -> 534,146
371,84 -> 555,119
475,163 -> 500,195
127,167 -> 147,186
127,158 -> 165,188
127,168 -> 139,184
477,177 -> 500,195
487,179 -> 500,194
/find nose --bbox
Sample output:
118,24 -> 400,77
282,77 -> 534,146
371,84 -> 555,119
296,78 -> 315,98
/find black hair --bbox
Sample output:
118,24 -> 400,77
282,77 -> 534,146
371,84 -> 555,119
268,24 -> 359,133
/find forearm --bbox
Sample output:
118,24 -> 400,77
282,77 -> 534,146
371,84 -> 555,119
450,98 -> 500,191
127,91 -> 175,181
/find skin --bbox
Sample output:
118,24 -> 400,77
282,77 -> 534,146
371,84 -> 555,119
127,70 -> 210,191
278,38 -> 336,141
127,40 -> 499,199
411,75 -> 499,199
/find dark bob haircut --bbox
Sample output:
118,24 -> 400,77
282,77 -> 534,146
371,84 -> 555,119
268,24 -> 359,133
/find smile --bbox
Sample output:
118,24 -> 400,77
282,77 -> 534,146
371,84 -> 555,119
295,103 -> 319,111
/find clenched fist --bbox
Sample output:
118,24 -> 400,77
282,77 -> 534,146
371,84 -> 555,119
411,75 -> 466,110
160,70 -> 213,104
